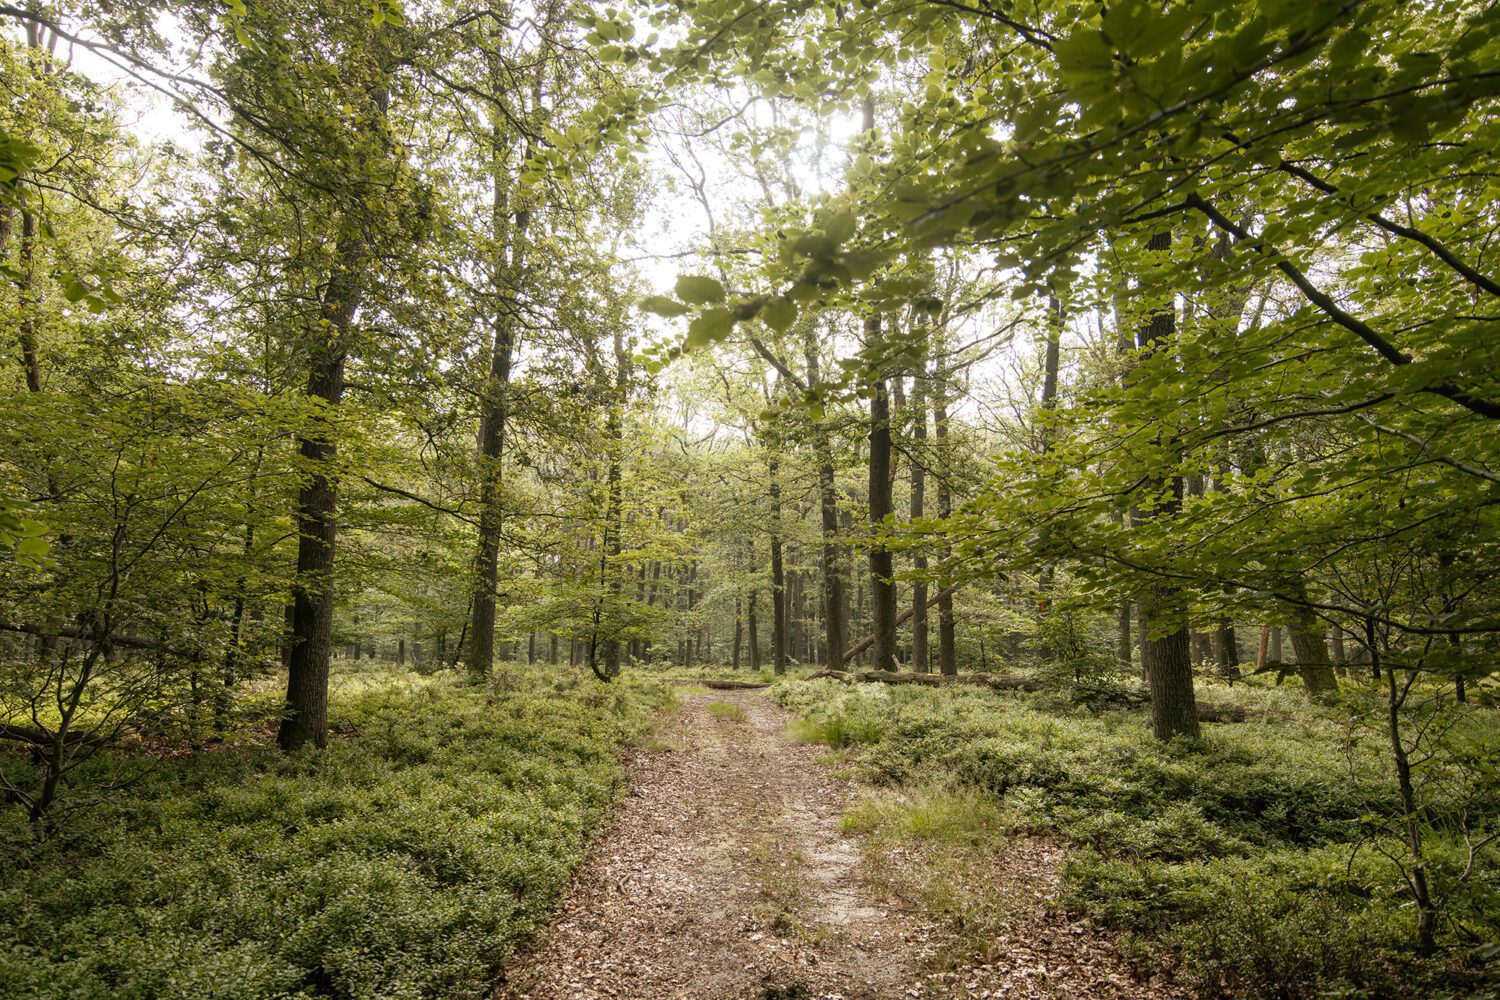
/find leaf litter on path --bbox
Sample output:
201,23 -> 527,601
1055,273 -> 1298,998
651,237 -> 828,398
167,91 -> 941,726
498,690 -> 1187,1000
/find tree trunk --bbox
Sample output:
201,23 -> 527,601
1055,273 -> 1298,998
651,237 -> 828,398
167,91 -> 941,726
466,108 -> 532,683
769,455 -> 788,675
806,328 -> 848,666
1118,601 -> 1134,671
909,363 -> 929,672
1214,621 -> 1239,678
733,595 -> 743,670
933,368 -> 957,676
747,588 -> 761,670
278,227 -> 367,752
601,327 -> 628,679
1288,604 -> 1339,695
1131,230 -> 1199,741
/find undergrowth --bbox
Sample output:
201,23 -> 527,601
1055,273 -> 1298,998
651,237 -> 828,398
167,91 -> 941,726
0,662 -> 669,1000
774,676 -> 1500,998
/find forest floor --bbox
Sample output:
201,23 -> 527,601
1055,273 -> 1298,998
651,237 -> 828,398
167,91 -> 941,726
498,688 -> 1183,1000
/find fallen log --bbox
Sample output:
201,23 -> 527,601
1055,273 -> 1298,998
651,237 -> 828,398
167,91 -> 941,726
0,723 -> 113,748
806,668 -> 1046,692
1195,702 -> 1249,723
0,622 -> 178,654
840,584 -> 962,664
668,678 -> 770,690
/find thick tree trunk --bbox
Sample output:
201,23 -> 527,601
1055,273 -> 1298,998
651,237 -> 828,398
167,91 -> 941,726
1214,620 -> 1239,678
1288,604 -> 1339,694
1118,601 -> 1134,671
1131,230 -> 1199,741
278,251 -> 361,752
857,96 -> 899,674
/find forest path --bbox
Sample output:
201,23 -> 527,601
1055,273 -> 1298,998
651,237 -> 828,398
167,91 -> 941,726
498,688 -> 1179,1000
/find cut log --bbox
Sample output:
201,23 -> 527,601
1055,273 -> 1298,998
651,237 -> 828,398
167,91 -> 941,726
841,584 -> 961,664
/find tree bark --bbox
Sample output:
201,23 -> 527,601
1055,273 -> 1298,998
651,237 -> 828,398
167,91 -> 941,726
805,329 -> 848,666
933,365 -> 958,676
909,360 -> 929,672
1131,229 -> 1199,741
465,51 -> 536,681
600,327 -> 628,679
1288,603 -> 1339,694
278,239 -> 363,751
769,454 -> 788,675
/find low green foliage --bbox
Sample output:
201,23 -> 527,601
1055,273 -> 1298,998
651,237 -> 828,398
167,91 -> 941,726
705,700 -> 746,721
0,664 -> 668,1000
772,678 -> 1500,997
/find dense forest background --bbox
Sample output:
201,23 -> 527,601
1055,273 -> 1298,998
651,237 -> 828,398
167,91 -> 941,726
2,0 -> 1498,997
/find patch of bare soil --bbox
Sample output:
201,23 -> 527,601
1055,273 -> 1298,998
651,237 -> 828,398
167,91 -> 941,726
498,690 -> 1186,1000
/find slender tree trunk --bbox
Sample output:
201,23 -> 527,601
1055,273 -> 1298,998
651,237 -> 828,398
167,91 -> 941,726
466,106 -> 532,683
1369,624 -> 1438,954
909,363 -> 929,672
806,329 -> 848,665
601,328 -> 628,679
733,595 -> 743,670
747,587 -> 761,670
769,455 -> 788,675
933,368 -> 957,676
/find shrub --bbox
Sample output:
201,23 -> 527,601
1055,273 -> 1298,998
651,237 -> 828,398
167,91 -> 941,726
771,677 -> 1500,997
0,665 -> 668,1000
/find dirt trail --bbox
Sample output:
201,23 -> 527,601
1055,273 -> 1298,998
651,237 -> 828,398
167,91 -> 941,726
499,689 -> 1180,1000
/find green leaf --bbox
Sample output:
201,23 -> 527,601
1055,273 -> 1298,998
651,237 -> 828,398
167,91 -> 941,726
641,294 -> 693,318
825,210 -> 857,244
675,274 -> 726,305
760,297 -> 797,333
686,308 -> 735,348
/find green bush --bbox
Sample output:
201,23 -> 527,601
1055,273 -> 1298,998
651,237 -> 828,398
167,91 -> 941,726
770,677 -> 1500,998
0,665 -> 668,1000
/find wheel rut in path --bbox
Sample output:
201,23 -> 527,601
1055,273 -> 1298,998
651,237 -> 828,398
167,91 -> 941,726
498,689 -> 1184,1000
